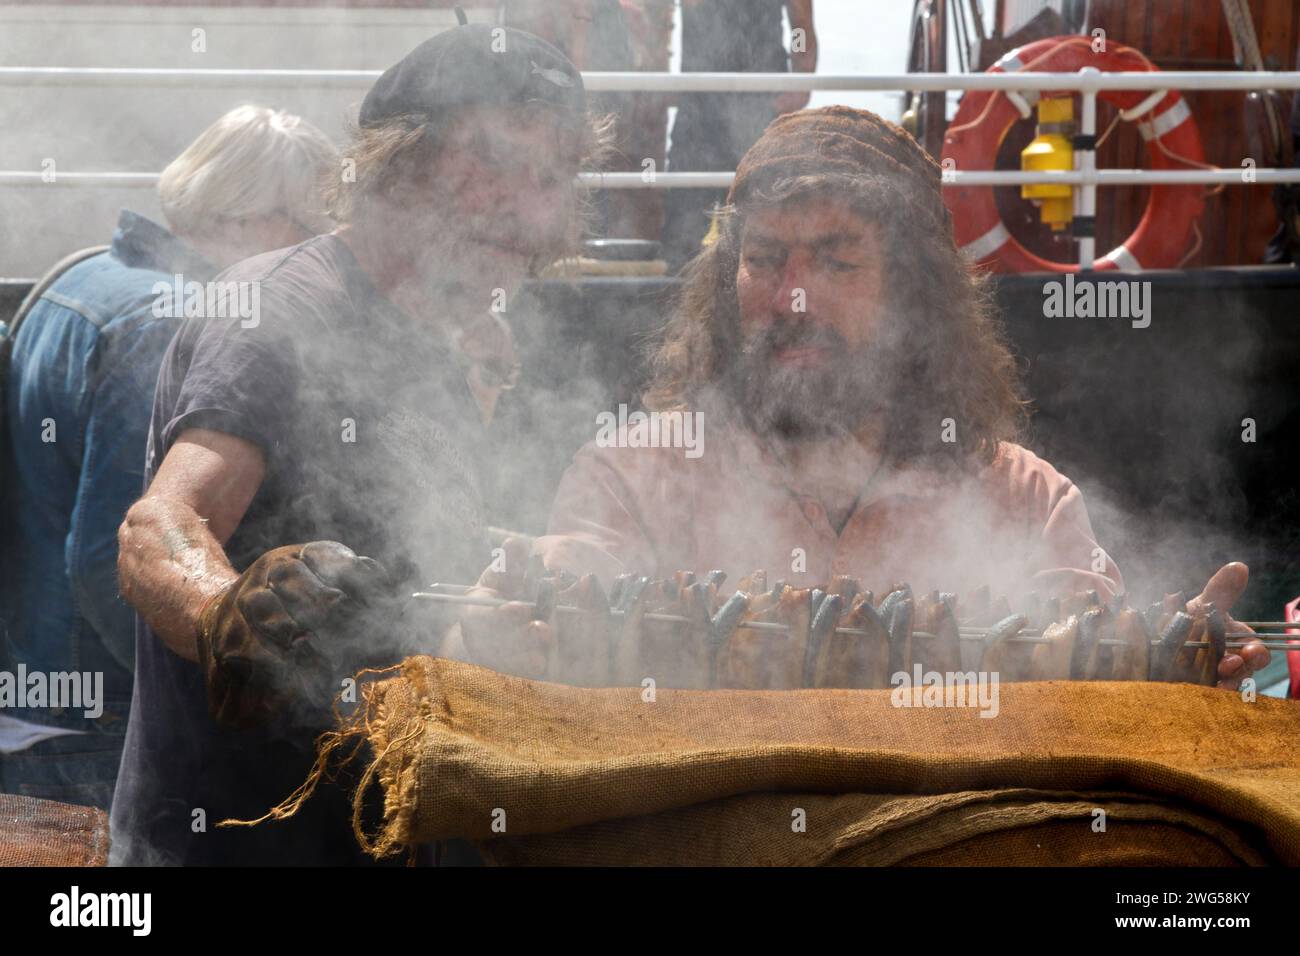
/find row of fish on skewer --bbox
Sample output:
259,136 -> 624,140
431,563 -> 1235,690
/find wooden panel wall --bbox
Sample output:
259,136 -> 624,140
1083,1 -> 1297,265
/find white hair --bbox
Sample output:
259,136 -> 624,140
158,104 -> 337,238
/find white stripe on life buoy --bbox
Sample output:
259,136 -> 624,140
1100,244 -> 1143,271
1137,97 -> 1191,142
996,54 -> 1040,117
960,220 -> 1011,261
1120,89 -> 1168,122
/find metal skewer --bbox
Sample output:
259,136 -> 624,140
411,592 -> 1300,651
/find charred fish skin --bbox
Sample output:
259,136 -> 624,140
877,589 -> 900,624
1175,602 -> 1228,686
622,575 -> 649,612
635,579 -> 686,688
979,613 -> 1030,682
720,584 -> 812,689
1199,605 -> 1227,686
830,575 -> 861,603
886,596 -> 914,678
1151,591 -> 1188,639
853,596 -> 891,688
878,583 -> 912,625
709,590 -> 750,687
1060,589 -> 1100,621
1143,601 -> 1165,638
1153,611 -> 1195,682
1031,615 -> 1078,680
911,591 -> 960,674
1070,605 -> 1107,680
815,593 -> 890,689
522,552 -> 548,594
716,581 -> 779,689
854,598 -> 887,634
608,572 -> 629,608
606,574 -> 634,674
532,575 -> 556,624
809,588 -> 829,624
932,595 -> 963,673
1041,597 -> 1061,631
804,592 -> 843,688
612,579 -> 654,685
1111,607 -> 1152,682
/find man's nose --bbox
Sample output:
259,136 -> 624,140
501,187 -> 564,244
769,256 -> 813,316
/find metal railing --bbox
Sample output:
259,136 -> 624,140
4,65 -> 1300,268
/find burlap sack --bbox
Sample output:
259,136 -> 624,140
263,657 -> 1300,865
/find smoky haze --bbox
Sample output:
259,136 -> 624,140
3,1 -> 1294,871
3,3 -> 1287,687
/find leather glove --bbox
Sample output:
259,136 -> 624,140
196,540 -> 404,729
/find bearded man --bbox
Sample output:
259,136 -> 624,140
526,106 -> 1268,692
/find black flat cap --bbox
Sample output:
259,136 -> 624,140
360,23 -> 585,128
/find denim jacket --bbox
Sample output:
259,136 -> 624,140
0,211 -> 214,733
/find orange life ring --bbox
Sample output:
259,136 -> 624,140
941,36 -> 1207,273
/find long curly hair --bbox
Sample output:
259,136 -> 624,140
643,173 -> 1029,471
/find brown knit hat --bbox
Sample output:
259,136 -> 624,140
727,105 -> 950,231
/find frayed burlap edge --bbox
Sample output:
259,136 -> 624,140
218,659 -> 433,859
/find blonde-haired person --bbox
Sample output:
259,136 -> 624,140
158,104 -> 336,269
0,105 -> 335,813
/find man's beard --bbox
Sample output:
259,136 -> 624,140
725,317 -> 907,443
401,205 -> 535,311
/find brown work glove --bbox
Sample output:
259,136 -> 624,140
196,541 -> 404,730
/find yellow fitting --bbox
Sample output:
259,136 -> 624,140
1021,96 -> 1075,232
1037,95 -> 1074,125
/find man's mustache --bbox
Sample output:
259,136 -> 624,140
742,320 -> 851,359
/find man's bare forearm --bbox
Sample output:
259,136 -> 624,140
118,495 -> 239,662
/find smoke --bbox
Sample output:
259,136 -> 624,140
1012,275 -> 1283,617
7,1 -> 1296,872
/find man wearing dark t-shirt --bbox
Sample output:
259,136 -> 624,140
111,23 -> 593,865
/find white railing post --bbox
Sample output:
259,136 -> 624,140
1078,66 -> 1100,270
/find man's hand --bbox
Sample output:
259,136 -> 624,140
458,537 -> 555,679
197,540 -> 401,728
1187,562 -> 1270,691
